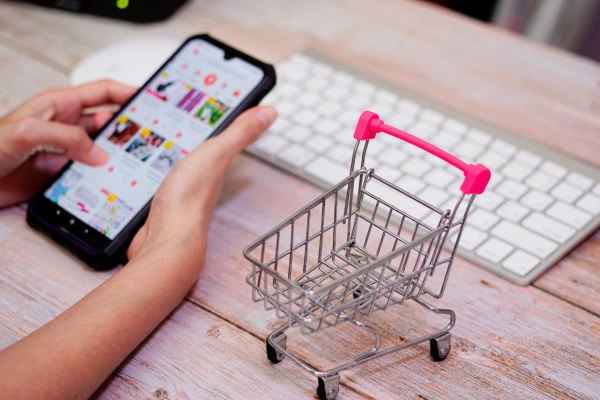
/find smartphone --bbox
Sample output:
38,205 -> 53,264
27,34 -> 276,269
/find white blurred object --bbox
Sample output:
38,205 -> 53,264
70,36 -> 182,87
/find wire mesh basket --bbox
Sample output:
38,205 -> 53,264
244,111 -> 491,400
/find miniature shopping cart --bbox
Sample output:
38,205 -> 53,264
244,111 -> 491,400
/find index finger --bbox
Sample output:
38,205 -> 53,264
63,80 -> 137,109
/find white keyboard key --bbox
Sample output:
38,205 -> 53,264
502,251 -> 540,276
486,173 -> 503,189
278,144 -> 315,168
254,136 -> 289,156
312,62 -> 334,77
354,80 -> 376,96
318,101 -> 343,117
378,148 -> 408,167
430,132 -> 459,151
402,141 -> 426,156
419,109 -> 444,126
525,171 -> 558,192
337,109 -> 362,126
334,130 -> 357,148
422,153 -> 448,167
496,200 -> 529,222
396,175 -> 426,195
306,136 -> 334,153
277,83 -> 301,98
490,139 -> 517,156
565,172 -> 594,190
496,180 -> 528,200
397,99 -> 421,116
453,141 -> 485,161
406,122 -> 436,140
401,158 -> 432,177
441,119 -> 467,135
269,117 -> 290,134
539,160 -> 567,179
423,168 -> 455,189
550,182 -> 582,203
475,191 -> 504,211
283,126 -> 312,143
314,120 -> 341,137
546,202 -> 592,229
522,212 -> 575,243
365,139 -> 385,155
386,113 -> 415,130
576,193 -> 600,215
468,209 -> 500,231
374,89 -> 399,105
451,226 -> 487,251
369,103 -> 394,119
466,129 -> 492,146
288,54 -> 313,68
324,86 -> 349,101
478,150 -> 509,170
501,161 -> 533,181
292,110 -> 320,127
514,149 -> 542,168
367,182 -> 430,220
419,187 -> 449,207
422,212 -> 443,229
297,92 -> 321,107
304,77 -> 329,92
332,71 -> 355,87
345,94 -> 370,110
327,145 -> 353,165
476,238 -> 513,263
261,92 -> 278,106
593,183 -> 600,196
375,164 -> 402,182
520,190 -> 553,211
277,64 -> 308,83
276,100 -> 297,117
304,156 -> 348,186
491,221 -> 557,258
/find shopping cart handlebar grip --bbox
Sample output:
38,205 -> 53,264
353,111 -> 491,194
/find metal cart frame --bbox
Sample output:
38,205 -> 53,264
244,111 -> 490,399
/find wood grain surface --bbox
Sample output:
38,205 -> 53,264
1,0 -> 599,398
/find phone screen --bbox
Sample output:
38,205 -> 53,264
43,38 -> 264,240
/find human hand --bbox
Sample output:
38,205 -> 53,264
0,80 -> 136,208
126,106 -> 277,269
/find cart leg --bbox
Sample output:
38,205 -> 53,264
429,333 -> 451,361
317,373 -> 340,400
266,332 -> 287,364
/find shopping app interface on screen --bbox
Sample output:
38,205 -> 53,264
45,39 -> 264,239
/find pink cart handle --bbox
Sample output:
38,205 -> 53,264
353,111 -> 491,195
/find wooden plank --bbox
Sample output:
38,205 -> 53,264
0,241 -> 363,399
0,0 -> 599,398
0,40 -> 68,115
184,154 -> 600,399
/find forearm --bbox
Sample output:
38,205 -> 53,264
0,234 -> 205,399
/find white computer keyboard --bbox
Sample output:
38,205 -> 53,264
247,50 -> 600,285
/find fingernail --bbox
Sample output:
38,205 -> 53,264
255,106 -> 278,128
89,145 -> 110,165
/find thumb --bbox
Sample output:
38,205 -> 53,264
8,117 -> 109,166
209,106 -> 277,160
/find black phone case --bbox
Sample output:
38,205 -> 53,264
26,34 -> 276,270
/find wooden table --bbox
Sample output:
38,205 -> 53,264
1,0 -> 600,398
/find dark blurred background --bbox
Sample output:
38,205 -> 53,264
421,0 -> 600,62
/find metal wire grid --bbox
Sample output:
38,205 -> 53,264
244,161 -> 472,334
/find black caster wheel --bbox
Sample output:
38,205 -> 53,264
265,333 -> 287,364
317,374 -> 340,400
430,333 -> 451,361
353,289 -> 362,299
